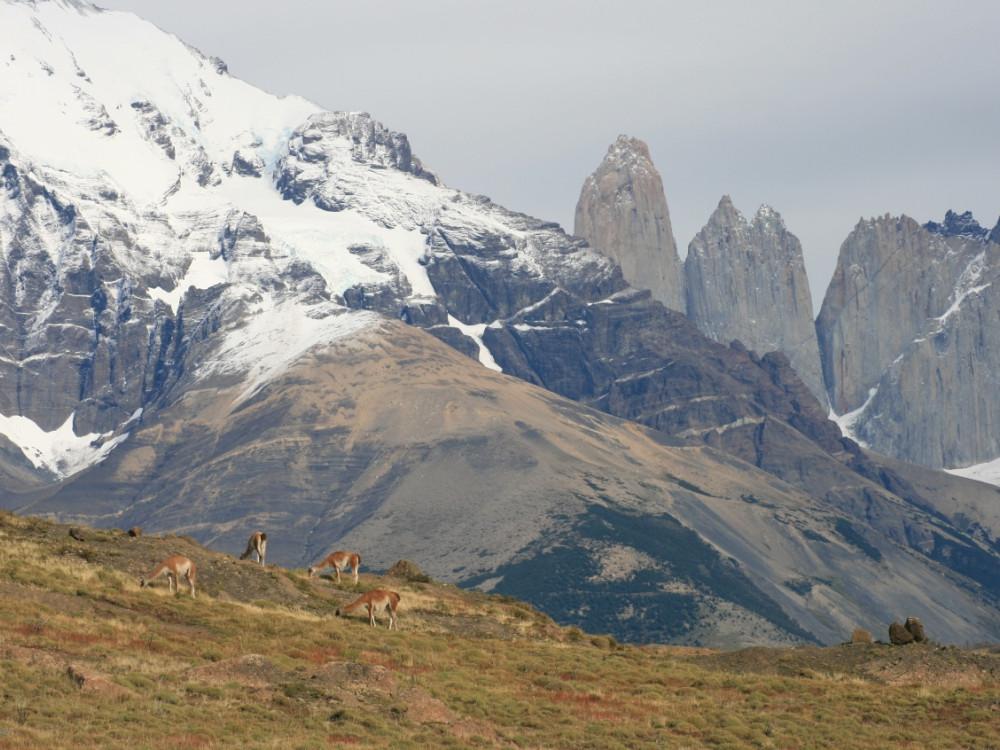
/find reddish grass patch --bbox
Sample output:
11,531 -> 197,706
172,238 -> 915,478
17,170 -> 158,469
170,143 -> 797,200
558,672 -> 600,683
306,646 -> 344,664
164,734 -> 210,747
326,736 -> 361,745
550,690 -> 603,705
128,637 -> 164,653
60,631 -> 109,645
13,624 -> 111,647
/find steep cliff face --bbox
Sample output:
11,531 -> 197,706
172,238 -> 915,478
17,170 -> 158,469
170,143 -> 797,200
817,213 -> 1000,468
685,197 -> 827,409
0,138 -> 173,437
573,135 -> 685,311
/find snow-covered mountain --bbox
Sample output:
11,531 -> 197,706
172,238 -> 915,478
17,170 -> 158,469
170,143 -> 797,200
0,0 -> 614,477
4,0 -> 1000,647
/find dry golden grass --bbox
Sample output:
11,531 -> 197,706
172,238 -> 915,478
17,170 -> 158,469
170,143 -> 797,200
2,508 -> 1000,748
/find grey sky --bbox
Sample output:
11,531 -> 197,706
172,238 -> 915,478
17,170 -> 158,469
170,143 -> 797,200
95,0 -> 1000,304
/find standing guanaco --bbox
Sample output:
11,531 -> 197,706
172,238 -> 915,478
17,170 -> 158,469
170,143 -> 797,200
336,589 -> 400,630
139,555 -> 196,598
308,551 -> 361,583
240,532 -> 267,566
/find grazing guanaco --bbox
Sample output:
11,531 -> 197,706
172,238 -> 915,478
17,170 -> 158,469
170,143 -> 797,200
239,531 -> 267,566
336,589 -> 400,630
139,555 -> 196,598
308,551 -> 361,583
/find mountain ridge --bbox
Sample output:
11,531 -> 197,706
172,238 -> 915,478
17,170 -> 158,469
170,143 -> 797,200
2,0 -> 1000,647
575,133 -> 999,474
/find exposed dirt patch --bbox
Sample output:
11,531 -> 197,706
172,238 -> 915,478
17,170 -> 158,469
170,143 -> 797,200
689,642 -> 1000,687
186,655 -> 493,735
3,645 -> 139,698
186,654 -> 291,689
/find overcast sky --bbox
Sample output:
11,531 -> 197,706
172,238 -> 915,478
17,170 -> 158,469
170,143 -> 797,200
96,0 -> 1000,304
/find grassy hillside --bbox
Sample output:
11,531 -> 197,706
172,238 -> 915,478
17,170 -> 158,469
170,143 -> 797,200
2,509 -> 1000,749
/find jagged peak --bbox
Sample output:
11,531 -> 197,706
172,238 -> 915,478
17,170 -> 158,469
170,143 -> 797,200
706,195 -> 745,226
923,210 -> 993,242
750,203 -> 788,231
850,213 -> 919,234
598,134 -> 656,176
287,110 -> 438,185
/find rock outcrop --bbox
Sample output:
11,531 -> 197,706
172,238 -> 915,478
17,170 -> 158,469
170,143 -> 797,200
816,212 -> 1000,468
889,620 -> 915,645
574,135 -> 685,311
685,197 -> 828,409
905,616 -> 927,643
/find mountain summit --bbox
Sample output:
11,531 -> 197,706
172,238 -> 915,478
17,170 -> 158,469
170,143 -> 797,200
685,196 -> 827,409
574,135 -> 685,311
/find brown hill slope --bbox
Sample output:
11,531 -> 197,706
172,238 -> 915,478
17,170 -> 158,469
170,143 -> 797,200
3,509 -> 1000,749
8,319 -> 1000,648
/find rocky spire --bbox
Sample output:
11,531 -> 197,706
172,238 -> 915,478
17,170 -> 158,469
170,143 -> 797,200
573,135 -> 684,311
816,212 -> 1000,468
685,196 -> 828,409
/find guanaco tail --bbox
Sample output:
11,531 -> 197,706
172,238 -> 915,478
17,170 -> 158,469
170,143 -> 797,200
308,551 -> 361,583
139,555 -> 196,598
336,589 -> 400,630
239,531 -> 267,566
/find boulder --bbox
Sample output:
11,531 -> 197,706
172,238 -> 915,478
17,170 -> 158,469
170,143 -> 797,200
889,620 -> 915,645
850,627 -> 872,644
386,559 -> 429,581
905,616 -> 926,643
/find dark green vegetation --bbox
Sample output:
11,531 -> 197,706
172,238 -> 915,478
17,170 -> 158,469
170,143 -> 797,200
463,504 -> 816,645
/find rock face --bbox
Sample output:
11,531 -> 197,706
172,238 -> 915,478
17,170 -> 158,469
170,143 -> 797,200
574,135 -> 685,311
685,197 -> 828,409
816,212 -> 1000,468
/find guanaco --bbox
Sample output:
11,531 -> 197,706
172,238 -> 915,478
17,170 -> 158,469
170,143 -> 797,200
308,551 -> 361,583
139,555 -> 196,598
239,531 -> 267,566
336,589 -> 400,630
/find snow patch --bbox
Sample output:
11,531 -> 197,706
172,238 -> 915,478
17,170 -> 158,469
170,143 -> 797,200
946,457 -> 1000,488
193,299 -> 382,403
447,315 -> 502,372
832,387 -> 878,445
930,252 -> 990,326
148,252 -> 228,312
0,411 -> 129,480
